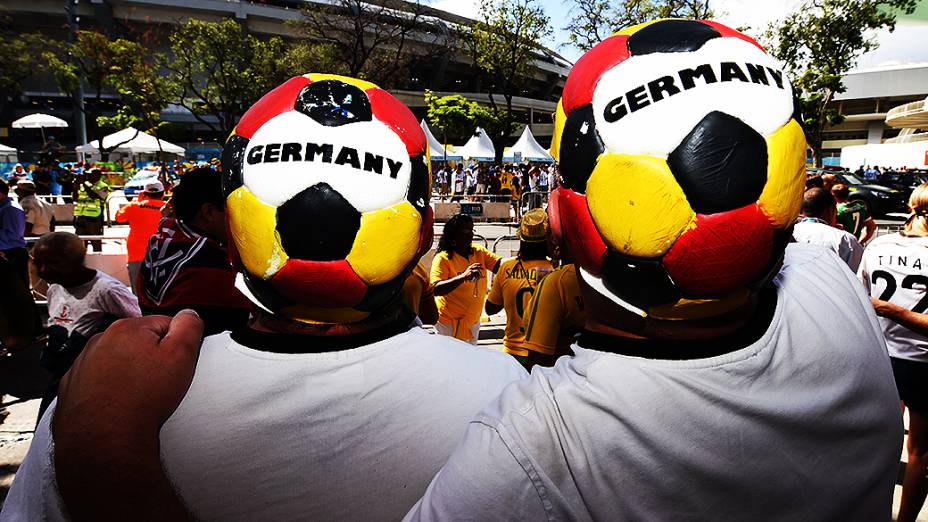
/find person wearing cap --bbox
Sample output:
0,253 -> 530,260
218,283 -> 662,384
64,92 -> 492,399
114,179 -> 166,293
485,208 -> 555,366
14,179 -> 53,238
521,210 -> 586,369
135,168 -> 251,335
72,168 -> 110,252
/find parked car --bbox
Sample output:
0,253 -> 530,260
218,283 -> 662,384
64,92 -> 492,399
122,168 -> 161,199
874,171 -> 928,201
831,172 -> 907,217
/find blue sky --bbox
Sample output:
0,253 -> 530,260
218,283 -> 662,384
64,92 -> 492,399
429,0 -> 928,69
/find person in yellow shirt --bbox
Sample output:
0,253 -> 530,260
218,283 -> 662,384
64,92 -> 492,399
521,212 -> 587,369
522,262 -> 586,368
430,213 -> 501,343
485,209 -> 555,366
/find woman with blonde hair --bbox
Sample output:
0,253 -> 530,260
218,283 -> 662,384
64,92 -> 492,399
859,181 -> 928,522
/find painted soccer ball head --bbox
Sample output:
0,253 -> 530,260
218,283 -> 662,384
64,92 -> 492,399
550,19 -> 806,319
222,74 -> 433,323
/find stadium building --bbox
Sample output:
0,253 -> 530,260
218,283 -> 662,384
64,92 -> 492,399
821,64 -> 928,164
1,0 -> 570,156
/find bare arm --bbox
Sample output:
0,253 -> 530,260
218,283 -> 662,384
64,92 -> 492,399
871,298 -> 928,336
433,263 -> 481,296
860,218 -> 877,246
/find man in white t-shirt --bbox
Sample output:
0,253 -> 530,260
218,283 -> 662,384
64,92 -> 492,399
406,20 -> 901,520
14,180 -> 53,237
792,187 -> 864,271
29,232 -> 141,419
1,79 -> 526,522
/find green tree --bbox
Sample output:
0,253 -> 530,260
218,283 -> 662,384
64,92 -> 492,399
165,19 -> 290,143
43,31 -> 118,137
766,0 -> 917,166
425,91 -> 477,155
0,12 -> 43,116
463,0 -> 551,162
42,31 -> 171,156
97,40 -> 175,154
564,0 -> 713,52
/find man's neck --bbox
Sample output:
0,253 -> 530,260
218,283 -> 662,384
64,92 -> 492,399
579,287 -> 777,359
62,267 -> 98,289
234,305 -> 415,354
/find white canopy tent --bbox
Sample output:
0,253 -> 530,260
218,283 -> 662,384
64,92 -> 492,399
76,128 -> 185,161
0,143 -> 18,163
456,127 -> 496,161
420,120 -> 462,161
504,126 -> 554,163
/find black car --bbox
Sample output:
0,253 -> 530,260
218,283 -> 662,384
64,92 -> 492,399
874,171 -> 928,201
832,172 -> 907,217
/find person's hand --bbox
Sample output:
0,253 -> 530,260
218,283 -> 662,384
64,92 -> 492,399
53,311 -> 203,521
463,263 -> 482,282
871,297 -> 904,318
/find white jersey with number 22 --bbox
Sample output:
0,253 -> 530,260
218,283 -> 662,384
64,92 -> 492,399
859,233 -> 928,362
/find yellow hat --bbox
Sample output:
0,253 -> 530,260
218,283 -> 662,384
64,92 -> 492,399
518,208 -> 548,242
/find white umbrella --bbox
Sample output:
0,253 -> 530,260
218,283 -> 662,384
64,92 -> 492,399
12,113 -> 69,142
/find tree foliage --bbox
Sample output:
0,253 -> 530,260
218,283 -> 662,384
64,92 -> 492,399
97,40 -> 175,152
0,13 -> 42,111
290,0 -> 452,88
425,91 -> 477,147
765,0 -> 917,166
42,30 -> 172,154
165,19 -> 291,143
564,0 -> 713,52
463,0 -> 551,162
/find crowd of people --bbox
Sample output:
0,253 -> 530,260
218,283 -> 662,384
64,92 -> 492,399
433,162 -> 558,201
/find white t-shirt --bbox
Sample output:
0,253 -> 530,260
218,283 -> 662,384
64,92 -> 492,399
859,232 -> 928,362
406,244 -> 902,521
792,218 -> 863,271
1,327 -> 526,521
20,195 -> 53,235
46,270 -> 141,336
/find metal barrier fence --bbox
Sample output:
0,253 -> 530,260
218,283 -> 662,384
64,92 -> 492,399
876,224 -> 905,237
519,191 -> 549,217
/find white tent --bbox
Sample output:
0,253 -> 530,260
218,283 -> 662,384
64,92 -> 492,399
0,142 -> 17,162
456,127 -> 496,160
75,128 -> 185,157
420,120 -> 462,160
504,126 -> 553,162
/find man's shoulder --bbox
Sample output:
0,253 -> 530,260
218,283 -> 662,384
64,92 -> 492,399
92,271 -> 131,291
401,330 -> 528,384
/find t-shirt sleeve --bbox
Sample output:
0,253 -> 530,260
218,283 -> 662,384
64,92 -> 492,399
404,421 -> 548,522
477,246 -> 502,272
522,275 -> 564,355
858,248 -> 871,292
0,402 -> 69,521
430,253 -> 452,285
487,263 -> 505,306
101,281 -> 142,319
845,236 -> 864,273
114,203 -> 132,223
